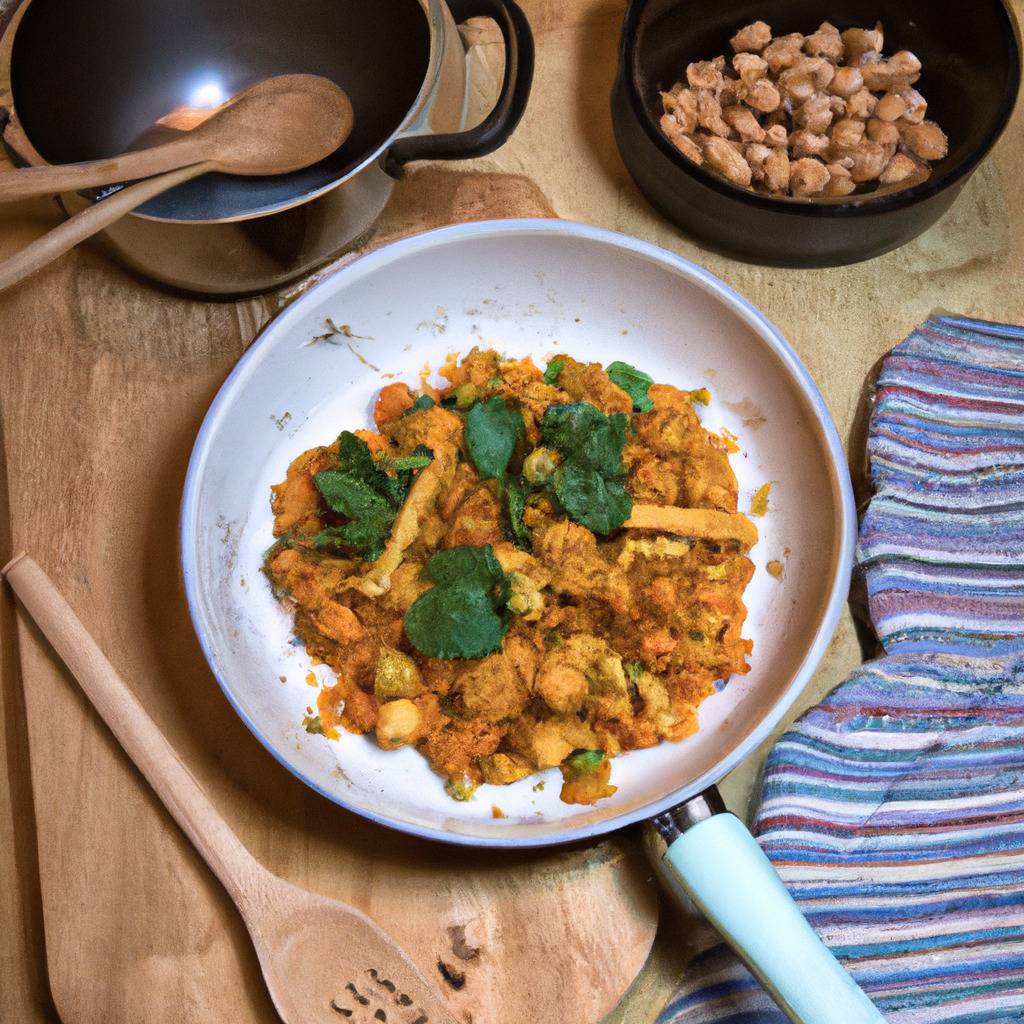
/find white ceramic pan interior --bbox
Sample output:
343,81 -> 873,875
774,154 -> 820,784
181,220 -> 855,848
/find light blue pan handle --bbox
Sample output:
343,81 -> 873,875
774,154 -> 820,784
656,808 -> 886,1023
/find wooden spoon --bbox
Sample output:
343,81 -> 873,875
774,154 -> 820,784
2,553 -> 462,1024
0,74 -> 353,292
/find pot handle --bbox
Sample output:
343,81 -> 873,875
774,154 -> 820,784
386,0 -> 533,174
649,789 -> 886,1024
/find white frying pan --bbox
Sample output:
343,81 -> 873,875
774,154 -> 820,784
181,220 -> 882,1022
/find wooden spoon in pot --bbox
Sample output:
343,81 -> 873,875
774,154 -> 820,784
2,554 -> 461,1024
0,74 -> 354,291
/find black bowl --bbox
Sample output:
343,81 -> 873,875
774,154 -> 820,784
611,0 -> 1022,267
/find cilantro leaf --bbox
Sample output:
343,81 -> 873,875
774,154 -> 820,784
541,403 -> 628,474
404,544 -> 511,659
552,463 -> 632,535
607,361 -> 654,413
465,396 -> 524,480
541,403 -> 632,535
312,432 -> 432,562
313,473 -> 390,521
505,477 -> 532,551
423,544 -> 507,596
543,358 -> 565,385
405,394 -> 436,415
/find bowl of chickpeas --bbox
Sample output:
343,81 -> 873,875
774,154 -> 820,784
611,0 -> 1021,267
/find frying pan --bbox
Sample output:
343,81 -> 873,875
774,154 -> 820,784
181,220 -> 881,1022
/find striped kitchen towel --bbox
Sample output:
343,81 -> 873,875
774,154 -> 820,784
659,316 -> 1024,1024
857,316 -> 1024,655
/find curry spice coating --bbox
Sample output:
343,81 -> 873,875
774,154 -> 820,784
265,350 -> 756,805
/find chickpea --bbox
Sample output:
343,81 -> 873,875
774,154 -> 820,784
790,157 -> 830,197
746,78 -> 781,113
793,94 -> 833,134
724,105 -> 766,142
733,52 -> 768,86
900,88 -> 928,124
730,20 -> 772,54
875,93 -> 907,122
764,148 -> 791,192
702,136 -> 753,186
900,121 -> 949,161
374,646 -> 424,700
507,572 -> 544,621
841,25 -> 884,64
523,446 -> 560,485
830,118 -> 866,154
866,118 -> 900,146
880,152 -> 923,185
661,89 -> 698,134
764,123 -> 788,147
778,71 -> 816,104
846,88 -> 878,119
890,50 -> 922,81
763,33 -> 805,74
696,90 -> 731,138
375,699 -> 421,750
849,140 -> 890,182
745,142 -> 772,181
687,59 -> 724,91
829,66 -> 864,97
823,174 -> 857,197
453,382 -> 481,409
804,21 -> 843,62
790,129 -> 830,159
671,129 -> 704,165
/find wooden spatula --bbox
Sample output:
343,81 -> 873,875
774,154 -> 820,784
0,74 -> 354,292
2,553 -> 462,1024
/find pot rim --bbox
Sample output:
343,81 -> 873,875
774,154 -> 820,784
619,0 -> 1023,218
0,0 -> 452,225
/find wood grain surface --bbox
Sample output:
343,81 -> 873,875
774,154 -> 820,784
3,2 -> 1024,1023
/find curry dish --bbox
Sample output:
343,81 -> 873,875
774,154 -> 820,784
264,350 -> 757,805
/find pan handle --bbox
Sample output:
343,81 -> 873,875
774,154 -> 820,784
648,788 -> 886,1024
386,0 -> 534,174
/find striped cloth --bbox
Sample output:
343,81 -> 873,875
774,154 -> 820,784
659,317 -> 1024,1024
857,316 -> 1024,655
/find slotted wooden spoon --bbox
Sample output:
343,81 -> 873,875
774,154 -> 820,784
0,73 -> 353,292
3,553 -> 461,1024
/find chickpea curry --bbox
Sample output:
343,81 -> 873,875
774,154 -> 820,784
264,350 -> 757,805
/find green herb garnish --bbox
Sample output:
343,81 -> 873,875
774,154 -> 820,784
540,403 -> 632,535
563,749 -> 605,777
403,544 -> 512,659
405,393 -> 436,415
607,361 -> 654,413
312,432 -> 432,562
303,714 -> 325,735
465,395 -> 524,481
543,358 -> 565,385
504,477 -> 532,551
624,660 -> 644,683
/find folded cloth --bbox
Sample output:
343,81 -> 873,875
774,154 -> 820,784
858,316 -> 1024,655
658,316 -> 1024,1024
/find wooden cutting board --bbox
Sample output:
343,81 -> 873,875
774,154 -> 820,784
0,158 -> 659,1024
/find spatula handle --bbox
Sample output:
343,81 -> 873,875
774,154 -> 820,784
2,553 -> 261,903
0,161 -> 210,292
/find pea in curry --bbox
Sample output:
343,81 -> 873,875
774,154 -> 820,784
264,350 -> 757,805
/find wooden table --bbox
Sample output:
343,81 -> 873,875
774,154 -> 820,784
3,2 -> 1023,1021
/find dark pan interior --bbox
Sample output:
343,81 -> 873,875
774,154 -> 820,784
631,0 -> 1020,199
10,0 -> 431,219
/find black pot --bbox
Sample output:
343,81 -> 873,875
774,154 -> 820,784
1,0 -> 533,295
612,0 -> 1022,267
